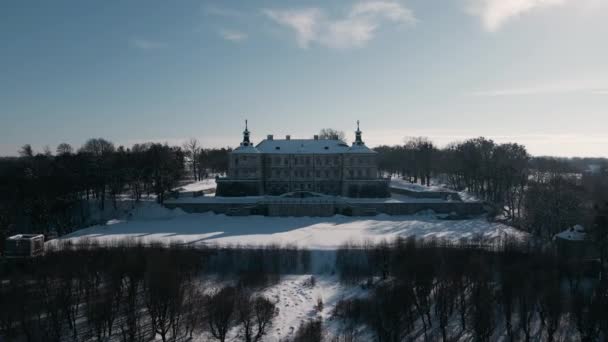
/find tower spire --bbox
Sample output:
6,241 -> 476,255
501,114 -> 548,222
242,119 -> 251,146
354,120 -> 364,145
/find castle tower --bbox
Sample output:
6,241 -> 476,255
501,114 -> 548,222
241,119 -> 251,147
353,120 -> 364,146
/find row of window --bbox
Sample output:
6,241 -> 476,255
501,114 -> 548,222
270,169 -> 373,178
265,156 -> 374,166
267,182 -> 340,194
233,155 -> 374,167
235,168 -> 376,179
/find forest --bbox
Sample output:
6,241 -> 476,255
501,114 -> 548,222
0,139 -> 230,249
2,234 -> 608,341
375,137 -> 608,238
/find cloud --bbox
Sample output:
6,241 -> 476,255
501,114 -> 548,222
466,0 -> 567,32
264,1 -> 415,49
469,79 -> 608,96
264,8 -> 322,48
219,29 -> 248,42
130,38 -> 167,50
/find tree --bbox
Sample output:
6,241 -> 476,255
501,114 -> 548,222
145,144 -> 184,204
237,292 -> 277,342
590,202 -> 608,280
56,143 -> 73,156
19,144 -> 34,157
207,287 -> 236,342
523,176 -> 585,237
318,128 -> 346,142
183,138 -> 202,181
404,137 -> 436,186
293,319 -> 323,342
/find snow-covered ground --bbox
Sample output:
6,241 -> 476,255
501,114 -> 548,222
190,275 -> 367,342
390,178 -> 452,193
390,178 -> 481,202
56,202 -> 525,249
175,178 -> 217,193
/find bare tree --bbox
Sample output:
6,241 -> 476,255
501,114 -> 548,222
319,128 -> 346,142
183,138 -> 202,181
237,291 -> 277,342
207,286 -> 236,342
19,144 -> 34,157
56,143 -> 73,155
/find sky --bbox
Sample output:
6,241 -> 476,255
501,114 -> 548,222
1,0 -> 607,157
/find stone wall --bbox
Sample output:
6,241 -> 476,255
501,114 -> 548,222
166,200 -> 486,217
390,187 -> 461,201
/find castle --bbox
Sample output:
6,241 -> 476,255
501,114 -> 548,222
216,121 -> 389,198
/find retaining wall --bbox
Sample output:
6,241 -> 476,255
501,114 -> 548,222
165,200 -> 486,217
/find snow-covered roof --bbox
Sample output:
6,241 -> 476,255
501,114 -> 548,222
7,234 -> 44,241
344,143 -> 376,154
232,144 -> 261,154
554,225 -> 587,241
255,139 -> 376,154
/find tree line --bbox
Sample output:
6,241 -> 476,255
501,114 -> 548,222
0,242 -> 313,342
0,139 -> 231,248
1,218 -> 607,342
332,234 -> 608,342
375,136 -> 608,238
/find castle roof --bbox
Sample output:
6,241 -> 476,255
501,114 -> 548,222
232,144 -> 261,154
255,139 -> 376,154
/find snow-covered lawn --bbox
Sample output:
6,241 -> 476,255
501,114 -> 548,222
57,203 -> 525,249
176,179 -> 217,192
390,178 -> 451,193
390,178 -> 481,202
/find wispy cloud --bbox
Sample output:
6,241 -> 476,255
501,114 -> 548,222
263,1 -> 415,49
466,0 -> 567,32
469,79 -> 608,96
130,38 -> 167,50
219,29 -> 248,42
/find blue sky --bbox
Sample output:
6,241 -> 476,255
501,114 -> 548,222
1,0 -> 607,157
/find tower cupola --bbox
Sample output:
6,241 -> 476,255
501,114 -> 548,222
354,120 -> 364,146
241,119 -> 251,146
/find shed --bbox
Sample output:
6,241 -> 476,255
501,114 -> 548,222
4,234 -> 45,258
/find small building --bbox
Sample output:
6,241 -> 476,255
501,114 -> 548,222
216,121 -> 390,198
554,225 -> 597,260
4,234 -> 45,258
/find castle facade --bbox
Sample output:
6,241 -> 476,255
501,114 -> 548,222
216,122 -> 389,198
